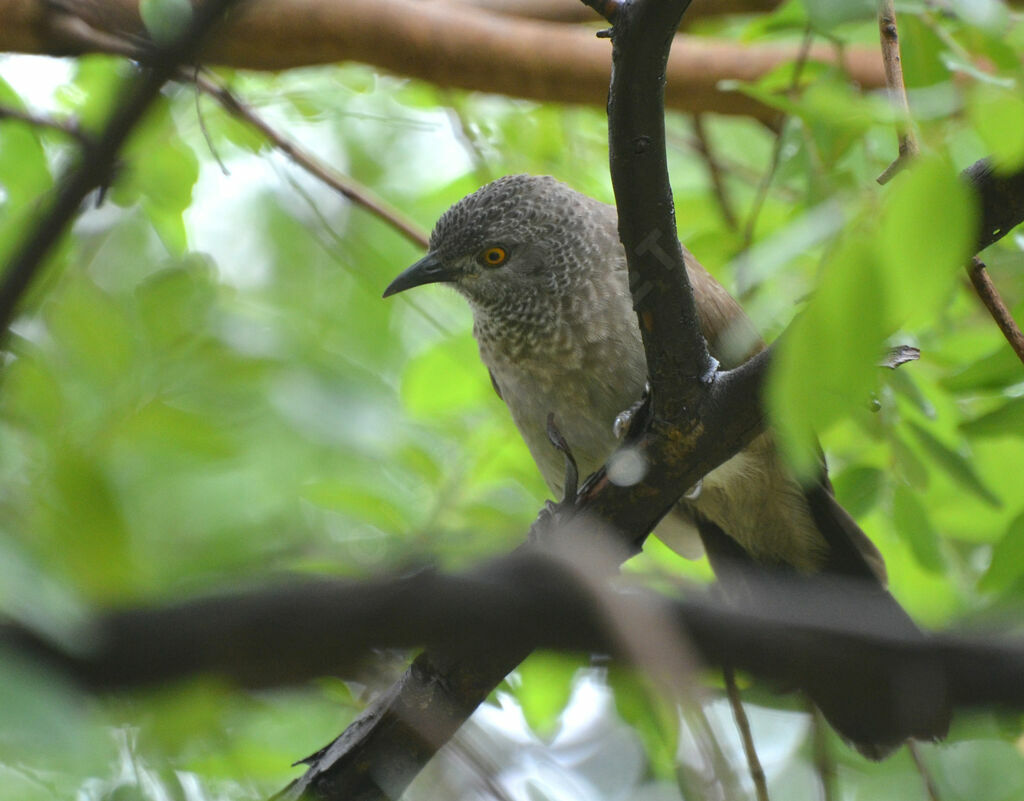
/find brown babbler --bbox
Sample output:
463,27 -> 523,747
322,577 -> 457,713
384,174 -> 948,758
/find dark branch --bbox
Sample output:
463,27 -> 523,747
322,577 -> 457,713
600,0 -> 712,416
0,103 -> 93,147
5,561 -> 1024,712
0,0 -> 242,339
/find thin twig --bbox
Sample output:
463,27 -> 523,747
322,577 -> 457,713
188,70 -> 429,250
687,700 -> 745,801
810,706 -> 835,801
907,741 -> 942,801
743,27 -> 814,246
739,27 -> 814,291
692,115 -> 739,231
192,70 -> 230,175
0,104 -> 92,147
442,92 -> 493,186
0,0 -> 241,339
876,0 -> 919,184
967,257 -> 1024,365
36,14 -> 431,252
283,169 -> 453,336
723,667 -> 770,801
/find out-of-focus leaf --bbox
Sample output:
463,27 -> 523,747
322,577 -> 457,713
0,357 -> 63,433
44,278 -> 137,386
890,431 -> 930,490
886,368 -> 934,418
961,397 -> 1024,439
607,667 -> 678,780
139,0 -> 193,44
800,0 -> 873,29
301,480 -> 409,532
48,448 -> 135,599
114,99 -> 199,255
942,346 -> 1024,392
769,236 -> 886,478
979,510 -> 1024,593
831,465 -> 884,519
136,259 -> 217,348
899,13 -> 952,88
401,334 -> 490,419
968,85 -> 1024,173
515,653 -> 581,737
907,421 -> 1001,507
879,157 -> 977,329
892,484 -> 945,572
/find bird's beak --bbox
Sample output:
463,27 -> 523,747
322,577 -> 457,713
382,252 -> 459,298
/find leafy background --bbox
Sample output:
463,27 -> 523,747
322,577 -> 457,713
1,0 -> 1023,798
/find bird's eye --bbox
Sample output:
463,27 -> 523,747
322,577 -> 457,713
479,247 -> 508,267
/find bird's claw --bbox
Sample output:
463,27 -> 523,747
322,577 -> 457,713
614,381 -> 652,440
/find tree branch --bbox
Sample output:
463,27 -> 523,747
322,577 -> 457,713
0,0 -> 242,338
966,257 -> 1024,365
188,70 -> 429,250
0,103 -> 93,146
0,0 -> 886,120
5,561 -> 1024,714
876,0 -> 918,185
594,0 -> 713,415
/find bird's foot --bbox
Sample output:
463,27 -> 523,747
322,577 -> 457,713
531,414 -> 581,543
613,381 -> 652,440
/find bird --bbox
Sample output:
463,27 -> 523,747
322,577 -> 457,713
383,174 -> 948,758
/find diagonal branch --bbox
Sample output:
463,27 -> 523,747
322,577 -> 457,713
0,0 -> 243,338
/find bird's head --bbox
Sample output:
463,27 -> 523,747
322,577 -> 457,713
383,175 -> 616,314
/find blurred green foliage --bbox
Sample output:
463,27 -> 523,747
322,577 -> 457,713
1,0 -> 1024,798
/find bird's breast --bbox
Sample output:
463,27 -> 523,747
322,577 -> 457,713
479,330 -> 647,496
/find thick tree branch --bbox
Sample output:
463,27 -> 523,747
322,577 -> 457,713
452,0 -> 782,24
595,0 -> 712,414
0,0 -> 887,120
5,561 -> 1024,713
0,0 -> 241,337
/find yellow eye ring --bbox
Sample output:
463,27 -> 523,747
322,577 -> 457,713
480,247 -> 508,266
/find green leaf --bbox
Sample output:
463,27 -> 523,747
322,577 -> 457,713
769,236 -> 886,478
878,157 -> 977,329
45,278 -> 137,386
139,0 -> 194,44
301,480 -> 409,532
400,334 -> 490,419
800,0 -> 874,30
979,509 -> 1024,592
136,259 -> 217,348
892,484 -> 945,572
48,448 -> 135,599
968,85 -> 1024,172
514,652 -> 581,737
607,666 -> 679,780
898,13 -> 952,88
831,466 -> 884,519
890,432 -> 930,490
907,421 -> 1001,507
942,346 -> 1024,393
960,397 -> 1024,439
114,100 -> 199,255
